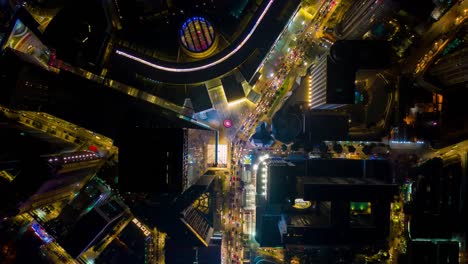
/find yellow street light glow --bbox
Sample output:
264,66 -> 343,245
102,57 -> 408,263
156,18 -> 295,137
115,0 -> 275,73
228,98 -> 247,107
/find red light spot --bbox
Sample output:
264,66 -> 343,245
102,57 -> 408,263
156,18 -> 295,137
88,145 -> 98,152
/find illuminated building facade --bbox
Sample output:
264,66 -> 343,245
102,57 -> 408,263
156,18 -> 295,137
18,150 -> 104,214
308,55 -> 349,109
173,175 -> 216,247
163,175 -> 218,262
0,119 -> 103,217
179,17 -> 218,58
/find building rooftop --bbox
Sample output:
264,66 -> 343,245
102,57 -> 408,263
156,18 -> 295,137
301,177 -> 398,201
96,222 -> 147,264
256,214 -> 283,247
221,74 -> 245,102
149,84 -> 212,113
305,111 -> 350,143
58,210 -> 109,258
173,175 -> 215,246
300,177 -> 389,185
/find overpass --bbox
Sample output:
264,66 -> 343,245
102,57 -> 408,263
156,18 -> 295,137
110,0 -> 301,84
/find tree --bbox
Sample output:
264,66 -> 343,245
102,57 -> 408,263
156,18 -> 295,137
291,142 -> 301,151
281,144 -> 288,151
362,145 -> 372,155
319,142 -> 329,154
333,144 -> 343,153
347,145 -> 356,153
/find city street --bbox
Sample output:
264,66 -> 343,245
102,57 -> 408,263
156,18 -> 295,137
402,0 -> 468,75
3,0 -> 467,263
219,1 -> 349,263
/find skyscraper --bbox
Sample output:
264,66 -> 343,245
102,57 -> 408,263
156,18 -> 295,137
336,0 -> 396,40
57,197 -> 132,262
308,40 -> 391,110
428,47 -> 468,88
17,150 -> 104,214
0,119 -> 103,216
20,151 -> 103,212
255,157 -> 397,247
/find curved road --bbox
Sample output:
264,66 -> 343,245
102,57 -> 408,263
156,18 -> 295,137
112,0 -> 301,84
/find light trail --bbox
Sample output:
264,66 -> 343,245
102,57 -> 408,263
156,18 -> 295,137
115,0 -> 275,73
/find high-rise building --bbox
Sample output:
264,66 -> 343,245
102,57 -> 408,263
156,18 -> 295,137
307,55 -> 356,109
96,218 -> 163,264
308,40 -> 392,110
308,56 -> 335,109
0,120 -> 102,217
410,156 -> 465,239
53,178 -> 112,227
57,197 -> 132,261
255,157 -> 397,247
18,150 -> 105,213
336,0 -> 396,40
118,127 -> 213,194
428,47 -> 468,88
169,175 -> 216,247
